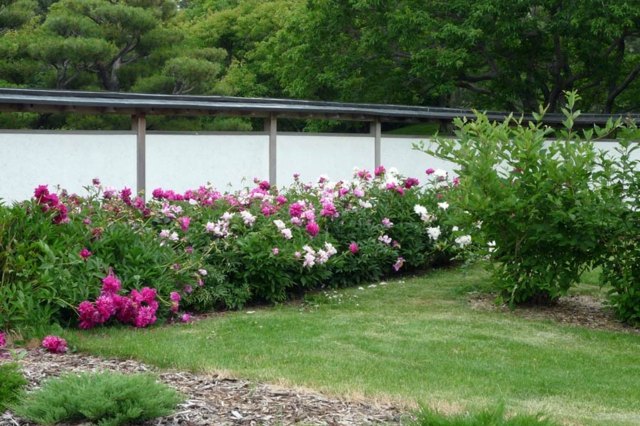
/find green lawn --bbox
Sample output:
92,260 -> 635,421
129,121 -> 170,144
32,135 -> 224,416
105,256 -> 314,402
66,265 -> 640,425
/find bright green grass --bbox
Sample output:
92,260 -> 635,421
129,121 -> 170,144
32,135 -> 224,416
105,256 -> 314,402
65,265 -> 640,425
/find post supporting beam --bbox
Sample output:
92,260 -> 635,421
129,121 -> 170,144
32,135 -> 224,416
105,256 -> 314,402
132,113 -> 146,196
265,114 -> 278,185
371,119 -> 382,168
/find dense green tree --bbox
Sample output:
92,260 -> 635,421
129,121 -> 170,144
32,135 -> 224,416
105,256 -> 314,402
259,0 -> 640,113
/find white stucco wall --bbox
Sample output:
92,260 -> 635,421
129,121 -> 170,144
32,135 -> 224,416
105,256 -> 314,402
146,133 -> 268,193
0,131 -> 637,202
277,134 -> 375,185
0,131 -> 136,203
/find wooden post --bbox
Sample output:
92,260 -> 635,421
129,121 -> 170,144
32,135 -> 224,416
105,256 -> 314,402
371,119 -> 382,168
132,113 -> 146,196
265,114 -> 277,185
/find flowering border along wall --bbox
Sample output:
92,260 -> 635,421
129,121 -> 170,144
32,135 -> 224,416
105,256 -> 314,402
0,166 -> 475,333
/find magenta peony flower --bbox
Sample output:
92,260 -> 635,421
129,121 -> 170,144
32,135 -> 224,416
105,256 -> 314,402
357,169 -> 372,180
170,291 -> 181,302
120,187 -> 132,205
134,305 -> 157,328
306,221 -> 320,237
425,168 -> 435,175
34,185 -> 49,201
349,242 -> 359,254
374,165 -> 386,176
181,313 -> 192,323
453,177 -> 460,186
92,178 -> 101,186
79,248 -> 92,260
0,331 -> 6,348
259,180 -> 271,190
101,273 -> 122,295
276,195 -> 287,205
404,177 -> 420,188
113,295 -> 137,324
42,335 -> 67,354
289,201 -> 305,217
95,295 -> 116,320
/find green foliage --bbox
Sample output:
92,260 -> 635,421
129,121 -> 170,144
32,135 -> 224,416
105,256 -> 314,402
421,92 -> 623,304
13,372 -> 182,426
414,404 -> 558,426
0,362 -> 27,411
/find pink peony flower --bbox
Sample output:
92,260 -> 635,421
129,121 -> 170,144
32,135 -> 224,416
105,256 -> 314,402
425,168 -> 435,175
349,242 -> 359,254
183,285 -> 193,294
276,195 -> 287,205
374,165 -> 386,176
392,256 -> 406,272
0,332 -> 6,348
289,201 -> 305,217
134,306 -> 157,328
320,202 -> 338,218
357,169 -> 372,180
79,248 -> 92,260
272,247 -> 280,255
381,218 -> 393,228
178,216 -> 191,232
306,221 -> 320,237
170,291 -> 181,302
181,313 -> 192,323
42,335 -> 67,354
453,177 -> 460,186
34,185 -> 49,201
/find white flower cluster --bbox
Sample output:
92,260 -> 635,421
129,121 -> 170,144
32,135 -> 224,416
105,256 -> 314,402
455,235 -> 472,248
273,219 -> 293,239
240,210 -> 256,226
301,242 -> 338,268
158,229 -> 179,245
205,212 -> 235,238
413,204 -> 436,223
427,226 -> 441,241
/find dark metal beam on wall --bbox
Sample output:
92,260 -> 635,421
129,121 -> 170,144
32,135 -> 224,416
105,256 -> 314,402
1,88 -> 637,125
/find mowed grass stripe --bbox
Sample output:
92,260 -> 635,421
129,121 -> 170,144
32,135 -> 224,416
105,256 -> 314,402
66,266 -> 640,425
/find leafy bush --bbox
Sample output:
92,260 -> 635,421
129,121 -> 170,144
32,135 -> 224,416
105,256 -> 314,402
598,125 -> 640,324
12,372 -> 182,426
420,92 -> 623,305
414,404 -> 558,426
0,363 -> 27,411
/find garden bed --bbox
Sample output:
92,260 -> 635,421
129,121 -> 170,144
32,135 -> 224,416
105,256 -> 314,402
0,351 -> 405,426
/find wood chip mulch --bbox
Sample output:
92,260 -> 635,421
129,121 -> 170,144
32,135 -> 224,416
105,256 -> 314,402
0,351 -> 406,426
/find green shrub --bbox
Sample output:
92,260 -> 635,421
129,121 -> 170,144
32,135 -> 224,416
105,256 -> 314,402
420,92 -> 623,305
0,362 -> 27,411
12,372 -> 182,426
598,126 -> 640,324
414,404 -> 558,426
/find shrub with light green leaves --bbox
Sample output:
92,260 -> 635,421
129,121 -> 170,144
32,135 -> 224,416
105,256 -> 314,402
12,372 -> 182,426
419,92 -> 624,305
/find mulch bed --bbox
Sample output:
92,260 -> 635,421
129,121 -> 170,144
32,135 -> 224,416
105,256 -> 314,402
469,293 -> 640,333
0,350 -> 406,426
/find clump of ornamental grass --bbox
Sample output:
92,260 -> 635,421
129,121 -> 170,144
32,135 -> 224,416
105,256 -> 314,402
12,372 -> 182,426
0,363 -> 27,411
413,404 -> 558,426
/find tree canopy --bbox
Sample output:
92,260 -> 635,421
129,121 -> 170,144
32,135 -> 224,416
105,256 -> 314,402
0,0 -> 639,129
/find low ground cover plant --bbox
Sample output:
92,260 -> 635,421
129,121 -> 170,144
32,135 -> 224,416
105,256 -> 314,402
0,362 -> 27,411
12,372 -> 182,426
0,168 -> 472,334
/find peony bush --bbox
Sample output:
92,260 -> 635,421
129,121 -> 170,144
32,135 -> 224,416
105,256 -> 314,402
0,167 -> 471,334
